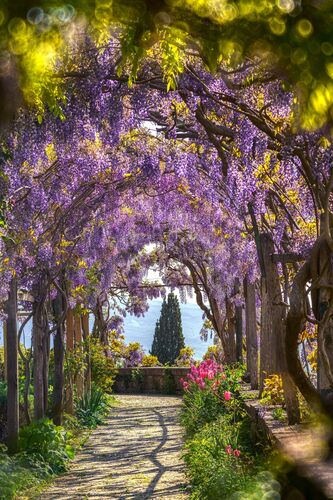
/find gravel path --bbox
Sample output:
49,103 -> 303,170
40,395 -> 189,499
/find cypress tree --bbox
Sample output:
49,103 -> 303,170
151,293 -> 185,364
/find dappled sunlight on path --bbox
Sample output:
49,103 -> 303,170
40,395 -> 189,499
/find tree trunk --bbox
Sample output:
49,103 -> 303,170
310,235 -> 333,392
52,291 -> 65,425
260,233 -> 300,423
259,233 -> 279,391
42,330 -> 50,415
33,299 -> 45,420
65,308 -> 74,413
3,320 -> 7,382
234,278 -> 243,363
81,314 -> 91,395
286,262 -> 322,410
74,313 -> 84,398
244,276 -> 258,389
225,297 -> 236,364
6,278 -> 19,453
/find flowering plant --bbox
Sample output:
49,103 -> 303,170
123,342 -> 145,367
180,359 -> 243,439
180,359 -> 238,401
175,346 -> 195,367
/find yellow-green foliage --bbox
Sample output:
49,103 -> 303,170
89,339 -> 117,393
142,355 -> 159,367
175,346 -> 194,366
307,345 -> 318,372
203,344 -> 224,364
65,337 -> 117,394
261,374 -> 284,405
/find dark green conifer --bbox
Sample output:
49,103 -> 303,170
151,292 -> 185,365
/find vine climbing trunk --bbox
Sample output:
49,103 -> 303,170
6,278 -> 19,453
81,313 -> 91,395
74,313 -> 84,398
310,232 -> 333,393
234,278 -> 243,363
244,276 -> 258,389
225,297 -> 236,364
52,290 -> 65,425
3,320 -> 7,382
259,233 -> 279,391
260,233 -> 300,423
65,308 -> 74,413
33,275 -> 48,420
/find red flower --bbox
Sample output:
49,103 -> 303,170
224,391 -> 232,401
225,445 -> 233,455
233,449 -> 241,457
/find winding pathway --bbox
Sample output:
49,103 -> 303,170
40,395 -> 189,499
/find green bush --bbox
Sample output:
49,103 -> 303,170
181,387 -> 226,438
75,385 -> 112,428
0,381 -> 6,405
0,418 -> 75,500
180,361 -> 278,499
183,414 -> 254,499
0,448 -> 42,500
19,419 -> 74,474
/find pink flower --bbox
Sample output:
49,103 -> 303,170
225,445 -> 233,455
198,380 -> 206,390
233,449 -> 241,457
224,391 -> 232,401
207,370 -> 214,380
183,382 -> 190,390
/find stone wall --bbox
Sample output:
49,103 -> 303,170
113,367 -> 190,394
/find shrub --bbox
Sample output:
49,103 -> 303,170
123,342 -> 145,367
90,339 -> 117,392
175,346 -> 195,366
0,448 -> 42,500
183,414 -> 262,499
19,419 -> 74,474
75,385 -> 112,428
261,374 -> 284,405
203,344 -> 224,364
142,354 -> 160,366
180,359 -> 242,438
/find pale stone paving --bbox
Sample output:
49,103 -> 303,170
39,395 -> 189,499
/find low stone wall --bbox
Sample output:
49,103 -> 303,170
113,367 -> 190,394
242,385 -> 333,499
